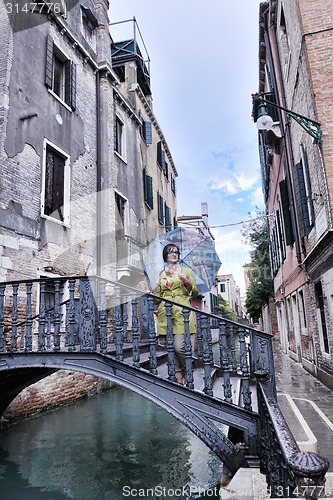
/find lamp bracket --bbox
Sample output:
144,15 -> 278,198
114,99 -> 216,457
286,111 -> 322,143
259,97 -> 322,144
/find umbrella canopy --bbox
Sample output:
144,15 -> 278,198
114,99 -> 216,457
144,227 -> 222,294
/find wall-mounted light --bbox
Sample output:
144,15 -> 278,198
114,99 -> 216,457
255,96 -> 322,144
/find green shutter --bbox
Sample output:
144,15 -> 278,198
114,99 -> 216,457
45,35 -> 54,89
143,169 -> 153,209
147,175 -> 153,209
279,179 -> 294,246
157,141 -> 162,166
292,162 -> 311,238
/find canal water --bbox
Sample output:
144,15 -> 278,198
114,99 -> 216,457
0,386 -> 222,499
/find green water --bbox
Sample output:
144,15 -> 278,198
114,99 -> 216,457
0,387 -> 222,499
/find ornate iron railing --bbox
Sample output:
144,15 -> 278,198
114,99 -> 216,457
0,275 -> 329,497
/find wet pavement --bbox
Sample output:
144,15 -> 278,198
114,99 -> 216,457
273,337 -> 333,471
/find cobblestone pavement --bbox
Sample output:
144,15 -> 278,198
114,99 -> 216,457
273,337 -> 333,472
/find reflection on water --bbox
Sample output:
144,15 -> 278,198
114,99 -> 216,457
0,387 -> 222,499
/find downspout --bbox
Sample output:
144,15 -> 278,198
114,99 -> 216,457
264,28 -> 302,263
96,70 -> 102,276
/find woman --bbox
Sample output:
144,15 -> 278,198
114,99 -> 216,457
155,243 -> 198,384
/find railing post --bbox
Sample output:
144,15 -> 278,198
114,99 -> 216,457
183,307 -> 194,389
251,329 -> 276,395
219,319 -> 232,403
228,323 -> 238,371
238,326 -> 252,411
196,309 -> 203,359
99,279 -> 107,354
10,283 -> 18,352
114,286 -> 124,361
38,280 -> 46,352
290,451 -> 329,499
122,301 -> 128,341
53,279 -> 61,352
147,295 -> 158,375
165,302 -> 176,382
67,278 -> 76,352
201,314 -> 213,396
0,283 -> 5,353
25,281 -> 33,352
131,295 -> 140,368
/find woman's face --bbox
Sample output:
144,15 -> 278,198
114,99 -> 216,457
166,246 -> 179,263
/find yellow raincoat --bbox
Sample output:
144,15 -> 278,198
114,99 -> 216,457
155,266 -> 198,335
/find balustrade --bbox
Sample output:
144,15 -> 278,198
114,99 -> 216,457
0,275 -> 329,497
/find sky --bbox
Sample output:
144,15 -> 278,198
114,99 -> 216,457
109,0 -> 263,295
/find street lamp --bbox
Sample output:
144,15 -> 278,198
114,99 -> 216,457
255,96 -> 322,144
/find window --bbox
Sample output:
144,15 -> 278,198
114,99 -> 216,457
279,179 -> 294,246
45,36 -> 76,110
292,146 -> 313,239
157,141 -> 167,174
270,203 -> 286,275
115,115 -> 126,160
164,203 -> 171,231
157,192 -> 164,225
143,168 -> 153,209
315,281 -> 330,354
41,140 -> 70,225
115,192 -> 128,262
81,6 -> 98,50
141,121 -> 152,144
299,290 -> 307,330
171,175 -> 176,196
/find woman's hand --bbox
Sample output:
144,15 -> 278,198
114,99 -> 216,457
179,274 -> 191,288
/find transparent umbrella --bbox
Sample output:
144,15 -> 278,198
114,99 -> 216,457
144,227 -> 222,294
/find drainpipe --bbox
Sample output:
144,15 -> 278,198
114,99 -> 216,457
96,70 -> 102,276
264,29 -> 302,263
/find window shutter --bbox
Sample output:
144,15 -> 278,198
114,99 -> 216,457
157,141 -> 166,172
171,175 -> 176,195
165,204 -> 171,230
143,168 -> 153,209
158,193 -> 164,224
65,60 -> 76,110
143,121 -> 152,144
45,35 -> 54,89
147,175 -> 153,209
292,162 -> 311,238
279,179 -> 294,246
164,162 -> 169,181
157,141 -> 162,166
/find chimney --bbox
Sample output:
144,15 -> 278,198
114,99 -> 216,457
201,202 -> 208,222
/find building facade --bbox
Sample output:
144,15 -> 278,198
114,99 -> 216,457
215,274 -> 242,319
0,2 -> 177,290
255,0 -> 333,388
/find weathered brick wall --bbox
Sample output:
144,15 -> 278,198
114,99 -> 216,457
2,371 -> 115,426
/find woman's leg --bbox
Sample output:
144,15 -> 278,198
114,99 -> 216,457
173,334 -> 195,383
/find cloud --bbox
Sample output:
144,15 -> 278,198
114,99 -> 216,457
209,171 -> 259,195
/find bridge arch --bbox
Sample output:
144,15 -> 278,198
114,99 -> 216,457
0,352 -> 258,474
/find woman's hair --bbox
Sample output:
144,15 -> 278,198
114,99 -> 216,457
163,243 -> 180,262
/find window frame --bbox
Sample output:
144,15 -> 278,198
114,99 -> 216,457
41,139 -> 71,227
115,115 -> 127,162
45,36 -> 76,111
